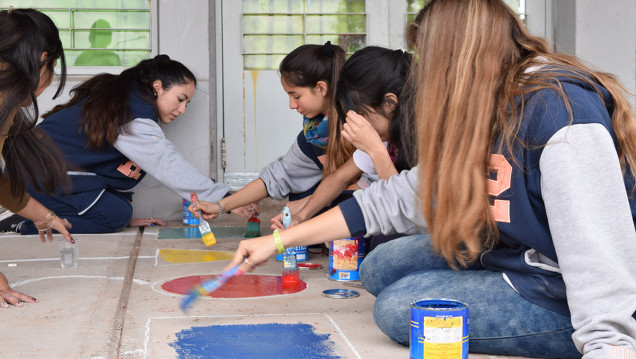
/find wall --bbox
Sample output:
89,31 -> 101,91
37,0 -> 214,222
554,0 -> 636,108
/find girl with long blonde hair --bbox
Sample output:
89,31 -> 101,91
219,0 -> 635,356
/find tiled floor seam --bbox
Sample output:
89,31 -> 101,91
108,227 -> 144,359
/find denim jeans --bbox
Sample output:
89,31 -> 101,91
359,234 -> 581,358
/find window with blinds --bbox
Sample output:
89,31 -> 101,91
406,0 -> 526,24
1,0 -> 153,67
242,0 -> 366,70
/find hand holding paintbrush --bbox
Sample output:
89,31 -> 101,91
189,192 -> 216,246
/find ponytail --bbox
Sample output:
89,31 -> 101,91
279,42 -> 350,176
45,54 -> 196,149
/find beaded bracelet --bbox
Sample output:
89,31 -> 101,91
34,211 -> 57,232
213,201 -> 223,221
272,230 -> 285,254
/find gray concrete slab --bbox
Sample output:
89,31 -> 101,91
0,222 -> 536,359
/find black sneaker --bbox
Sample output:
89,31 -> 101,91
0,213 -> 26,232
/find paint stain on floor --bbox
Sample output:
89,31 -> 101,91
161,274 -> 307,298
170,323 -> 341,359
158,249 -> 235,263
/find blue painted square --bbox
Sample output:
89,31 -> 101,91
170,323 -> 342,359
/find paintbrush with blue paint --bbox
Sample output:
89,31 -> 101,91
180,263 -> 244,313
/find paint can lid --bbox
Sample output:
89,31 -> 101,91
298,262 -> 323,270
321,289 -> 360,299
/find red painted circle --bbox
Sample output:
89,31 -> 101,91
161,274 -> 307,298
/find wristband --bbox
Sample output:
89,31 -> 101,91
213,201 -> 223,221
272,230 -> 285,254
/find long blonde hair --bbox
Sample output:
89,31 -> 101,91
410,0 -> 636,268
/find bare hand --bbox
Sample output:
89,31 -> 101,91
0,273 -> 36,308
128,217 -> 168,227
342,110 -> 385,155
231,203 -> 259,219
188,200 -> 220,220
38,215 -> 73,244
222,235 -> 278,274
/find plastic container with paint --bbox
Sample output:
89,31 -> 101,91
275,245 -> 308,262
182,199 -> 199,226
409,298 -> 469,359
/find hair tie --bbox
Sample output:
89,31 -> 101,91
154,54 -> 171,62
322,41 -> 332,55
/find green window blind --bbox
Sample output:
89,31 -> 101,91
242,0 -> 366,70
1,0 -> 152,67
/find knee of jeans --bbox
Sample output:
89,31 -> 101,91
373,292 -> 410,346
360,256 -> 381,297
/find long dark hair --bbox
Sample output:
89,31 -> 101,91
335,46 -> 417,172
0,8 -> 68,198
44,54 -> 196,149
279,42 -> 352,176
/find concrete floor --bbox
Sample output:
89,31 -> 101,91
0,202 -> 536,359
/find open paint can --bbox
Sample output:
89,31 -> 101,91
328,236 -> 365,281
409,298 -> 469,359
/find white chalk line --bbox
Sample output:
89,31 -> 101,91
0,256 -> 154,264
142,312 -> 362,359
10,275 -> 150,287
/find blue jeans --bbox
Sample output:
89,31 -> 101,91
21,190 -> 132,234
359,234 -> 581,358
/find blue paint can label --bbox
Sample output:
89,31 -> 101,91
328,236 -> 365,281
409,298 -> 469,359
183,199 -> 199,226
275,246 -> 308,262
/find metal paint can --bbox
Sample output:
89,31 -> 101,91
328,236 -> 365,281
409,298 -> 469,359
182,199 -> 199,226
275,246 -> 308,262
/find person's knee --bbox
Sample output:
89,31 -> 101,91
373,290 -> 410,346
360,249 -> 383,297
105,203 -> 133,231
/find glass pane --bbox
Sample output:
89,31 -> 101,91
306,34 -> 365,53
73,29 -> 150,50
243,15 -> 304,34
306,0 -> 365,14
242,0 -> 366,70
407,0 -> 429,13
58,29 -> 72,49
65,50 -> 149,67
243,35 -> 304,54
73,10 -> 149,29
41,9 -> 71,28
243,0 -> 304,14
0,0 -> 148,9
306,14 -> 365,34
244,54 -> 287,70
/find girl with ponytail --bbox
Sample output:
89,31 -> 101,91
14,54 -> 253,234
192,42 -> 350,228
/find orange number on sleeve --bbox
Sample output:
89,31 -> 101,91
117,160 -> 142,180
488,154 -> 512,223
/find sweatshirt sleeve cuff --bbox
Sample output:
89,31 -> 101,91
338,197 -> 366,237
